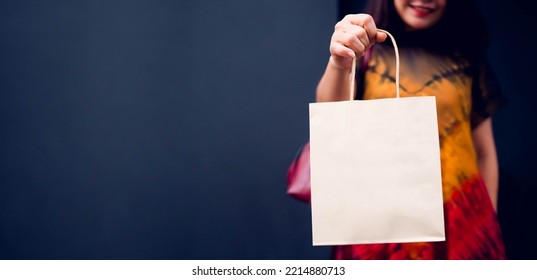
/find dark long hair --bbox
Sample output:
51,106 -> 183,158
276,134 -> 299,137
365,0 -> 489,59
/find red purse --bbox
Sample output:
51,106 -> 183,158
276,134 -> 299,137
286,142 -> 311,203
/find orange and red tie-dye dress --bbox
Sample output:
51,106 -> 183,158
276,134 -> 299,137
333,45 -> 506,260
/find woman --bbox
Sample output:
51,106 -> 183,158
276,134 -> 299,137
317,0 -> 506,259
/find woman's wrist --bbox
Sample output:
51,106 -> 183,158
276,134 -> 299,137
328,55 -> 353,72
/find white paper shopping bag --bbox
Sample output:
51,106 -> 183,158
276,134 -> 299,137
309,30 -> 445,246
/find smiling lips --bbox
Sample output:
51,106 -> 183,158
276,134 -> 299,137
409,4 -> 435,17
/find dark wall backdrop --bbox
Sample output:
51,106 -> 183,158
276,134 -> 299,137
0,0 -> 535,259
0,0 -> 336,259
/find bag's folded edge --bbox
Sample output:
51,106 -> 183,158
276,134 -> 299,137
312,236 -> 446,246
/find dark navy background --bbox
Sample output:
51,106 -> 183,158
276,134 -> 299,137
1,0 -> 535,259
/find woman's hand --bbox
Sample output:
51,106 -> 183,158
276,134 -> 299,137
329,14 -> 387,70
317,14 -> 387,102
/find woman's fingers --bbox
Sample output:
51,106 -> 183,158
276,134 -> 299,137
332,14 -> 380,55
345,24 -> 370,55
345,14 -> 377,42
330,42 -> 355,58
329,13 -> 381,69
332,25 -> 370,56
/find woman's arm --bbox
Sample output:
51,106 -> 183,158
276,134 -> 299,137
316,14 -> 386,102
316,57 -> 356,102
472,117 -> 499,211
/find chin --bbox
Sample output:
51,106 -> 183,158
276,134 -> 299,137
406,19 -> 436,31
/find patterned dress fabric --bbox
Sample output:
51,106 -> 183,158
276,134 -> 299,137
333,44 -> 506,260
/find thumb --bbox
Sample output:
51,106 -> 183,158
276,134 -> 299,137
375,31 -> 387,43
